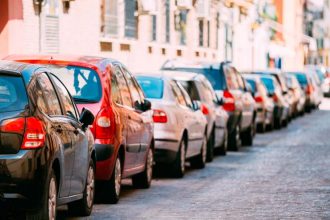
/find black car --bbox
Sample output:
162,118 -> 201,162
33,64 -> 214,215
162,60 -> 255,151
0,61 -> 96,219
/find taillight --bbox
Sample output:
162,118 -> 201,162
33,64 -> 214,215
1,117 -> 46,150
254,96 -> 263,103
223,90 -> 235,112
273,94 -> 278,103
200,104 -> 209,115
22,117 -> 45,149
95,108 -> 112,139
153,109 -> 167,123
306,85 -> 313,95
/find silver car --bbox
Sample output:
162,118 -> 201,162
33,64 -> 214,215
135,73 -> 208,178
161,70 -> 229,161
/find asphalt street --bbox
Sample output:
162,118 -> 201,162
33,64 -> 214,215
57,99 -> 330,220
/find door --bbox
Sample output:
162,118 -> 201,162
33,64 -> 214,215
35,73 -> 73,197
120,66 -> 148,167
113,66 -> 140,171
50,74 -> 89,195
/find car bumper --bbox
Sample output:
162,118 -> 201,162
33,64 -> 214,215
0,149 -> 48,211
154,139 -> 180,164
94,139 -> 116,181
227,110 -> 241,134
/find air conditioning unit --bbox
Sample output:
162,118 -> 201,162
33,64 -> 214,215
195,0 -> 210,19
177,0 -> 193,10
138,0 -> 157,15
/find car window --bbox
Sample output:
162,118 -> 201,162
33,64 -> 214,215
261,77 -> 275,95
121,67 -> 143,108
179,80 -> 201,101
246,79 -> 256,93
111,72 -> 123,105
176,82 -> 193,108
136,76 -> 164,99
50,74 -> 78,119
200,78 -> 217,104
114,67 -> 133,107
170,81 -> 187,106
37,73 -> 62,116
49,65 -> 102,103
0,74 -> 28,113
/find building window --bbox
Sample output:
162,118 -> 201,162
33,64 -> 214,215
175,10 -> 187,45
199,20 -> 204,47
102,0 -> 118,36
125,0 -> 138,38
152,15 -> 157,41
165,0 -> 170,43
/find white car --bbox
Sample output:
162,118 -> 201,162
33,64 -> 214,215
136,73 -> 208,178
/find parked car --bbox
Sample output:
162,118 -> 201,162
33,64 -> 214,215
305,67 -> 323,107
135,73 -> 209,177
259,75 -> 290,128
287,71 -> 316,112
284,73 -> 306,116
162,60 -> 255,151
7,55 -> 154,204
252,70 -> 292,121
243,74 -> 275,132
160,70 -> 229,160
306,65 -> 327,97
0,61 -> 96,219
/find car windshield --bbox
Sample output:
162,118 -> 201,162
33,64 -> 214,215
260,77 -> 275,95
48,65 -> 102,103
136,76 -> 164,99
164,67 -> 225,90
0,75 -> 28,113
246,79 -> 256,93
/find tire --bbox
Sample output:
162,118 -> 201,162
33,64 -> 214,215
215,128 -> 228,156
228,125 -> 241,151
103,156 -> 122,204
68,160 -> 95,216
190,135 -> 207,169
274,117 -> 281,129
206,129 -> 215,162
241,125 -> 253,146
132,148 -> 154,189
257,122 -> 266,133
26,170 -> 57,220
171,138 -> 186,178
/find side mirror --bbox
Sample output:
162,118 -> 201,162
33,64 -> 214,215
282,90 -> 288,95
215,93 -> 224,105
142,99 -> 152,112
192,100 -> 201,111
79,108 -> 95,131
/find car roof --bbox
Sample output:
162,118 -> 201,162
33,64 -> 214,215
160,70 -> 205,81
5,54 -> 121,72
0,60 -> 43,77
162,59 -> 229,70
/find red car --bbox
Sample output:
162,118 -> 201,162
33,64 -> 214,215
7,55 -> 154,204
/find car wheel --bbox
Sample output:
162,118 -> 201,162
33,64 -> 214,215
190,135 -> 207,169
228,125 -> 241,151
206,129 -> 215,162
103,156 -> 122,204
215,128 -> 228,156
26,170 -> 57,220
257,122 -> 266,133
171,138 -> 186,178
68,160 -> 95,216
132,148 -> 153,189
242,125 -> 253,146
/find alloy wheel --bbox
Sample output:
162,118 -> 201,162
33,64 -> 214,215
48,177 -> 57,220
114,158 -> 122,197
86,165 -> 95,208
146,149 -> 153,183
180,141 -> 186,173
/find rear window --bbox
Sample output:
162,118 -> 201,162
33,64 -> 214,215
136,76 -> 164,99
165,67 -> 225,90
0,75 -> 28,113
49,66 -> 102,103
260,77 -> 275,94
246,79 -> 256,93
290,72 -> 308,87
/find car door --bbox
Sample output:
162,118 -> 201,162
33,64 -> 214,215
35,73 -> 73,197
113,66 -> 140,171
49,74 -> 89,195
120,66 -> 150,166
